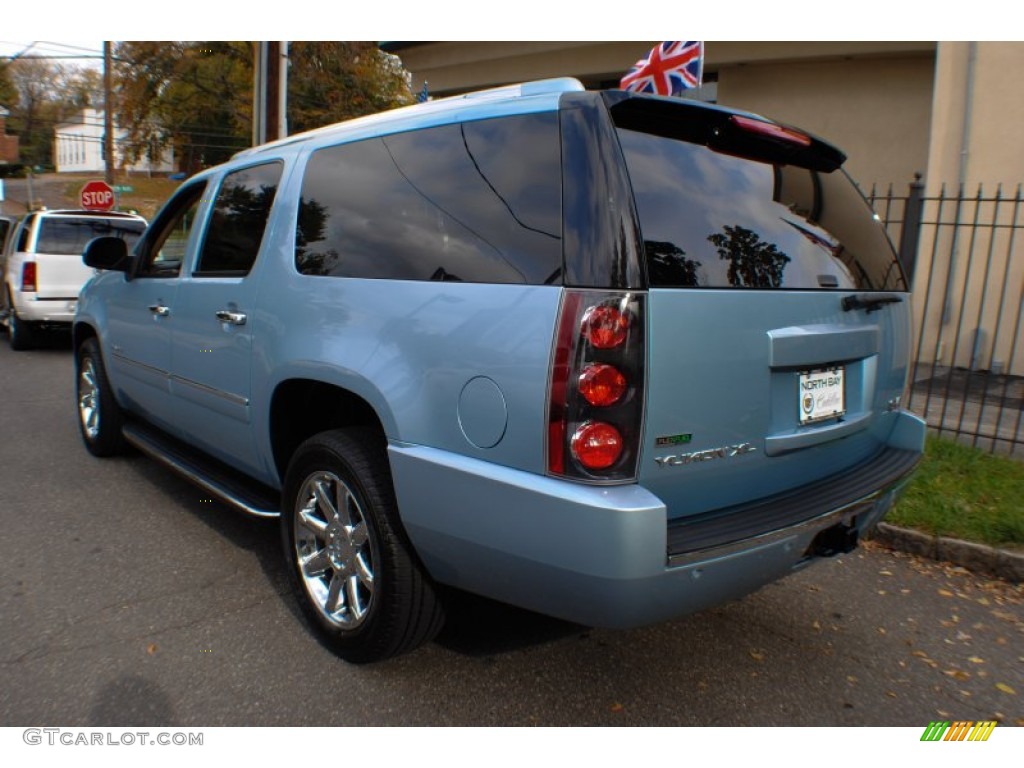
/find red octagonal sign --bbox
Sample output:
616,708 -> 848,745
80,180 -> 115,211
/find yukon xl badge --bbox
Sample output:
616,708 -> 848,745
654,442 -> 757,468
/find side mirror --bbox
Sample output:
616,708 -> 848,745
83,236 -> 131,273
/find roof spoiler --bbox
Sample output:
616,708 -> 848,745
602,90 -> 846,173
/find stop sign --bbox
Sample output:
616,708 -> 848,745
80,180 -> 115,211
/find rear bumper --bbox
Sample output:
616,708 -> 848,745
389,409 -> 926,628
13,294 -> 77,324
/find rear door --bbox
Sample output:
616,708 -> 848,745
169,161 -> 284,476
609,96 -> 912,520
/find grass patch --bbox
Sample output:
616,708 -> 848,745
888,437 -> 1024,548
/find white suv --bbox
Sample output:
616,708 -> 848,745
2,209 -> 146,349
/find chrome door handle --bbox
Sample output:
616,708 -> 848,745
148,304 -> 170,317
215,310 -> 247,326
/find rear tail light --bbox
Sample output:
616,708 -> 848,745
578,364 -> 626,407
21,262 -> 37,292
547,290 -> 645,482
571,421 -> 624,470
581,305 -> 631,349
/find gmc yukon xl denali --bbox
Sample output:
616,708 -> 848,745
74,79 -> 926,662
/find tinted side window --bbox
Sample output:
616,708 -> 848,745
137,183 -> 207,278
195,162 -> 283,276
617,128 -> 905,291
35,217 -> 145,255
295,113 -> 562,284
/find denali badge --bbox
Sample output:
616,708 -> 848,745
654,442 -> 757,468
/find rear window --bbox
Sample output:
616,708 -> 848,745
35,217 -> 146,255
616,127 -> 906,291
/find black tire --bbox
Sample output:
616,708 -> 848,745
7,303 -> 35,351
76,337 -> 126,457
281,427 -> 444,663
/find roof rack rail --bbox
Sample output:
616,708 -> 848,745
452,77 -> 585,102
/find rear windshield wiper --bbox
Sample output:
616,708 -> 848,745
841,293 -> 903,314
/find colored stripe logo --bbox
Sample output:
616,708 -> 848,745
920,721 -> 997,741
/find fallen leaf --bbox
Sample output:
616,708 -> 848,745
968,656 -> 985,664
812,620 -> 822,630
146,643 -> 157,655
878,627 -> 887,635
749,650 -> 765,662
886,691 -> 897,698
912,650 -> 930,658
938,589 -> 954,597
879,570 -> 893,576
847,675 -> 858,684
1015,718 -> 1024,727
995,683 -> 1017,695
977,597 -> 990,606
610,702 -> 624,712
877,590 -> 887,595
944,669 -> 970,681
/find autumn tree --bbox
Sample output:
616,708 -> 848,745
114,41 -> 413,173
115,41 -> 253,171
287,42 -> 411,134
0,63 -> 17,109
3,58 -> 99,167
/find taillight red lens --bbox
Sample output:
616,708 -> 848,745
578,364 -> 626,407
581,305 -> 630,349
570,421 -> 623,470
21,262 -> 37,292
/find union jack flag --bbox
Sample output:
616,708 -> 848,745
620,41 -> 704,96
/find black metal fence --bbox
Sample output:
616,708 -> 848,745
868,178 -> 1024,455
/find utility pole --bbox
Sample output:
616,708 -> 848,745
103,41 -> 114,184
252,42 -> 288,146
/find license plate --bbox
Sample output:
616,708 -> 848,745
799,367 -> 845,424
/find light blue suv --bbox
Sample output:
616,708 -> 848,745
74,78 -> 926,662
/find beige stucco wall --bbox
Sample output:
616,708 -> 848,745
913,42 -> 1024,376
716,55 -> 935,191
926,42 -> 1024,191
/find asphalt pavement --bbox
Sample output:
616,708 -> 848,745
0,333 -> 1021,726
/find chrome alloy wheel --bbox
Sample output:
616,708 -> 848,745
293,471 -> 375,628
78,356 -> 100,441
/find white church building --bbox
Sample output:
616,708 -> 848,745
54,108 -> 174,174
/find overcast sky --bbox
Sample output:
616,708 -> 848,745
0,40 -> 103,68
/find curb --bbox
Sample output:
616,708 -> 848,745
867,523 -> 1024,584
